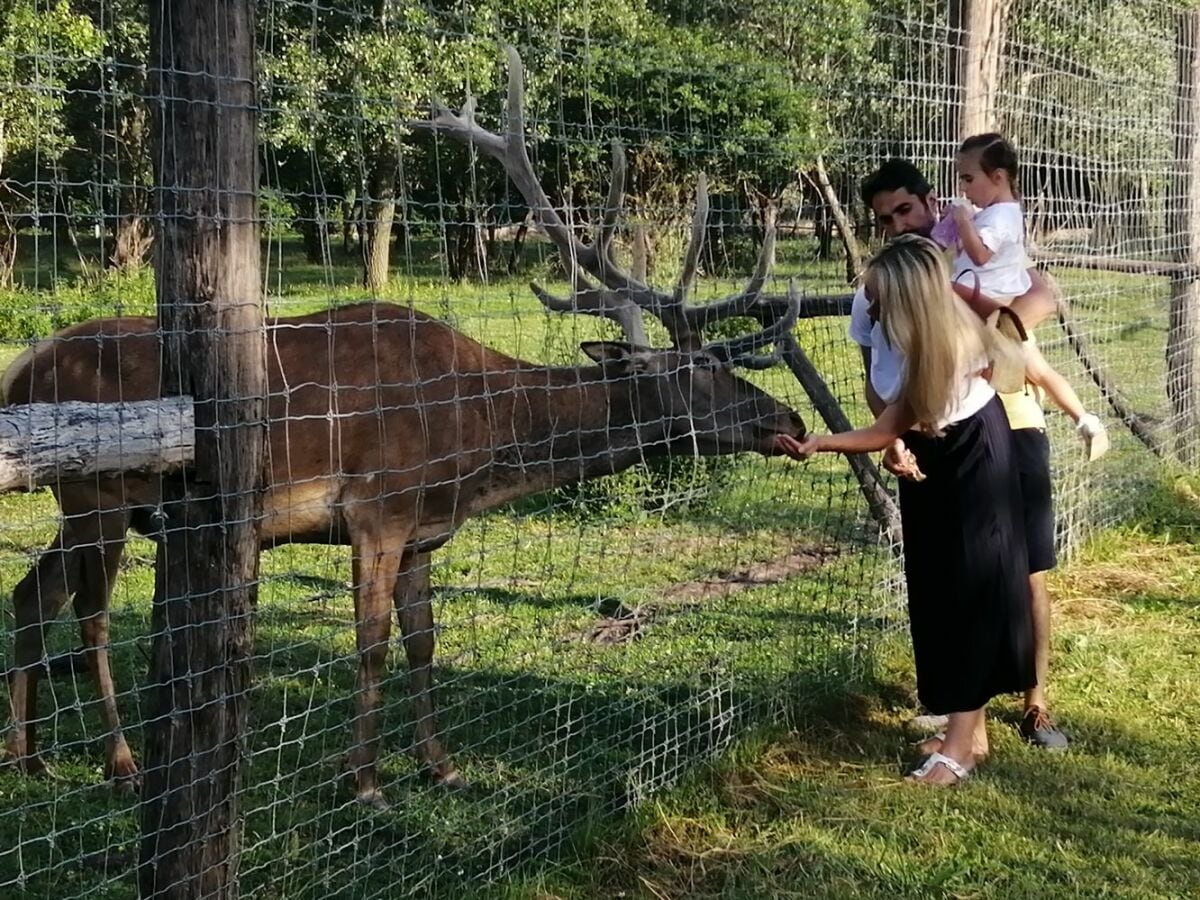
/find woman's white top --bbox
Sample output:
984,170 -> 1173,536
951,201 -> 1032,299
850,287 -> 995,430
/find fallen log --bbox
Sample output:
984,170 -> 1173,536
0,398 -> 194,492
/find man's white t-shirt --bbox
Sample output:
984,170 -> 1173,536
950,201 -> 1032,299
850,286 -> 994,430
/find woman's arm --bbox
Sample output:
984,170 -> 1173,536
778,402 -> 918,459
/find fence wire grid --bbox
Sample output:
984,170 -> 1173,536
0,0 -> 1195,896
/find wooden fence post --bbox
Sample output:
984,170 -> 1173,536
138,0 -> 265,897
1168,11 -> 1200,465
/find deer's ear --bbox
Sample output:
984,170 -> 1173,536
580,341 -> 635,364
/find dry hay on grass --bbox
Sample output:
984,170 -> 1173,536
1050,540 -> 1195,625
568,545 -> 840,645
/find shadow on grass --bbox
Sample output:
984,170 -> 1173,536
0,554 -> 878,900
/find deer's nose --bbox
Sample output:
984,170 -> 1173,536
789,411 -> 807,438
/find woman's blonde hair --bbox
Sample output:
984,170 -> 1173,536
863,234 -> 993,433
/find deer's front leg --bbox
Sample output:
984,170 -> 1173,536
346,524 -> 407,809
394,551 -> 465,789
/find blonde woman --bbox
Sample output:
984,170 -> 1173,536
778,234 -> 1035,785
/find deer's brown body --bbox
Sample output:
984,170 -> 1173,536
2,301 -> 804,804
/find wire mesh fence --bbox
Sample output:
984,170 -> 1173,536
0,0 -> 1194,896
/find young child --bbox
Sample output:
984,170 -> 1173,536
932,133 -> 1108,461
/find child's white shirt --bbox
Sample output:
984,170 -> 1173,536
951,201 -> 1032,298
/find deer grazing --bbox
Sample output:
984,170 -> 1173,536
1,47 -> 806,807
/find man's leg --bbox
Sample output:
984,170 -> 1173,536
1025,570 -> 1051,712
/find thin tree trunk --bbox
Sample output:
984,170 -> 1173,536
294,194 -> 327,264
508,215 -> 529,274
947,0 -> 1012,184
60,194 -> 92,281
813,157 -> 864,283
631,222 -> 650,282
111,99 -> 153,270
777,336 -> 901,544
0,206 -> 17,287
139,2 -> 265,897
815,203 -> 833,260
112,214 -> 152,269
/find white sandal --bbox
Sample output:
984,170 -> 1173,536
906,751 -> 972,784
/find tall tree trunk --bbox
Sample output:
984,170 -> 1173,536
1168,10 -> 1200,464
139,1 -> 265,897
362,151 -> 396,291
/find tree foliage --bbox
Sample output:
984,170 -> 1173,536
0,0 -> 1188,281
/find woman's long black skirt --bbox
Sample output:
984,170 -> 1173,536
898,395 -> 1036,714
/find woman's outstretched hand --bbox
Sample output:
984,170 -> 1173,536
775,434 -> 823,460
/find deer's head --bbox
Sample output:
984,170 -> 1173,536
578,302 -> 806,457
419,45 -> 808,458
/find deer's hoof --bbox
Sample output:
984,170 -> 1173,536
106,754 -> 141,794
110,770 -> 142,796
431,766 -> 469,791
355,787 -> 389,811
2,745 -> 53,779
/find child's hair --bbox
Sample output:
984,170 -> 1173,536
958,133 -> 1020,197
863,234 -> 989,434
860,158 -> 934,207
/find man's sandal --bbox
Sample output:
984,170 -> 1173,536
905,751 -> 972,784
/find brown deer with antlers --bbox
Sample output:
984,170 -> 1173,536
1,47 -> 805,807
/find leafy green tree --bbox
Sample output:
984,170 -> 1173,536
0,0 -> 102,280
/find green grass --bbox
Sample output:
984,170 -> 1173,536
0,459 -> 895,898
497,471 -> 1200,900
0,232 -> 1190,898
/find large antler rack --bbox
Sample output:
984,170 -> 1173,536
412,45 -> 795,366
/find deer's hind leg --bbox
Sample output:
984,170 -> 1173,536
5,529 -> 85,776
393,549 -> 464,789
73,518 -> 138,792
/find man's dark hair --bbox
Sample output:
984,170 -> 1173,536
859,158 -> 934,207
